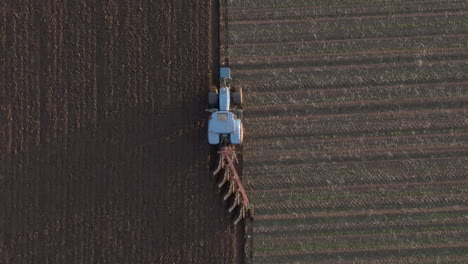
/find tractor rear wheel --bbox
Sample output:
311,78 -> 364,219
239,123 -> 244,144
232,87 -> 243,107
208,91 -> 218,108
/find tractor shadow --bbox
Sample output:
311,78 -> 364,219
0,103 -> 238,263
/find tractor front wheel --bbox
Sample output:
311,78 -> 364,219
208,91 -> 218,108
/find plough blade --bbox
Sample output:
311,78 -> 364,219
218,169 -> 230,188
234,205 -> 246,225
231,151 -> 238,163
213,157 -> 225,175
229,192 -> 241,212
223,181 -> 235,200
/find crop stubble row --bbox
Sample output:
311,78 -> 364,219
228,34 -> 468,58
228,1 -> 468,21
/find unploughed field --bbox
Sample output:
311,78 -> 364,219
1,1 -> 243,263
220,0 -> 468,263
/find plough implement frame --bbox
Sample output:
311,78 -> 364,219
214,146 -> 252,224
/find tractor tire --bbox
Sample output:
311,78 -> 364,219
208,91 -> 218,108
232,87 -> 243,107
239,123 -> 244,144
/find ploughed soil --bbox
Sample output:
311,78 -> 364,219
0,1 -> 242,263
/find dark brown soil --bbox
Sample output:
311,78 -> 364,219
0,1 -> 241,263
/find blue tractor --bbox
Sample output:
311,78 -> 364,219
207,67 -> 243,145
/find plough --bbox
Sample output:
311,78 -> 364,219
213,146 -> 251,224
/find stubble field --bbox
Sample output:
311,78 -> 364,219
220,0 -> 468,263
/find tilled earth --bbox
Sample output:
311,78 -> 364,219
1,1 -> 242,263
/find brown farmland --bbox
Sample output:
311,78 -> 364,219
1,1 -> 243,263
220,0 -> 468,263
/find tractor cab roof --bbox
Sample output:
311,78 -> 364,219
208,111 -> 236,134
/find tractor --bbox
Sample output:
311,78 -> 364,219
207,67 -> 243,145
